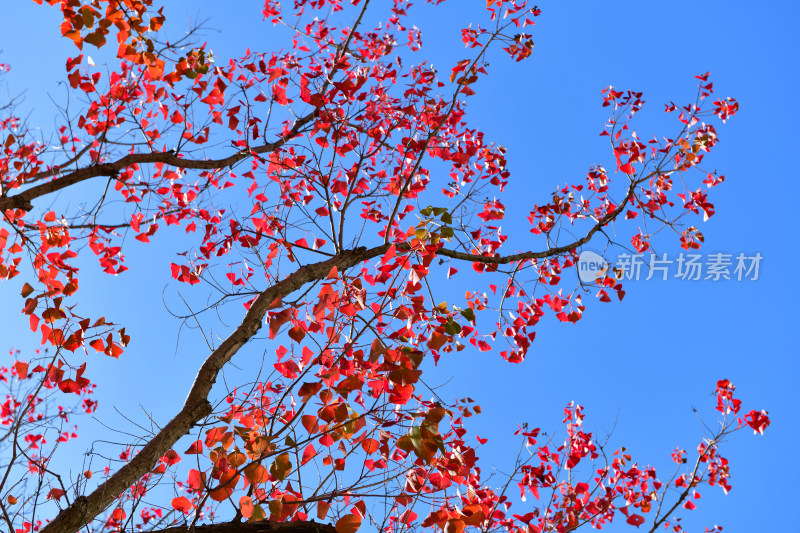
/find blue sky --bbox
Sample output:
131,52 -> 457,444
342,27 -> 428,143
1,1 -> 797,531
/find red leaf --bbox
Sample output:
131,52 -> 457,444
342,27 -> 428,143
626,514 -> 645,527
161,449 -> 181,466
301,443 -> 316,465
47,488 -> 66,501
187,469 -> 205,491
184,440 -> 203,454
744,409 -> 770,435
288,325 -> 306,342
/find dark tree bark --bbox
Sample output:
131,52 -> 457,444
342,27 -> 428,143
137,520 -> 336,533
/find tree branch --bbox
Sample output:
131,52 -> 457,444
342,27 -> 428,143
134,520 -> 336,533
0,111 -> 317,213
40,245 -> 387,533
437,178 -> 636,265
37,179 -> 635,533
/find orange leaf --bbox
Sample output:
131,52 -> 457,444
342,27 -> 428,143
444,518 -> 465,533
240,496 -> 254,519
20,283 -> 34,298
426,331 -> 448,351
63,30 -> 83,49
361,438 -> 380,454
336,513 -> 362,533
171,496 -> 193,514
208,472 -> 239,502
243,463 -> 269,484
302,415 -> 318,433
205,427 -> 226,447
461,504 -> 485,526
327,266 -> 338,280
48,328 -> 66,346
14,361 -> 28,380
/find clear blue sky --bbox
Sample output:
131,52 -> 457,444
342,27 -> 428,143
2,1 -> 797,531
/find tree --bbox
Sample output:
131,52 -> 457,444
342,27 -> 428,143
0,1 -> 769,533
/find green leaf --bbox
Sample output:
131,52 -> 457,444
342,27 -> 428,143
250,504 -> 266,522
433,434 -> 446,454
444,318 -> 462,335
408,426 -> 423,454
80,7 -> 95,28
396,435 -> 413,453
460,308 -> 475,322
